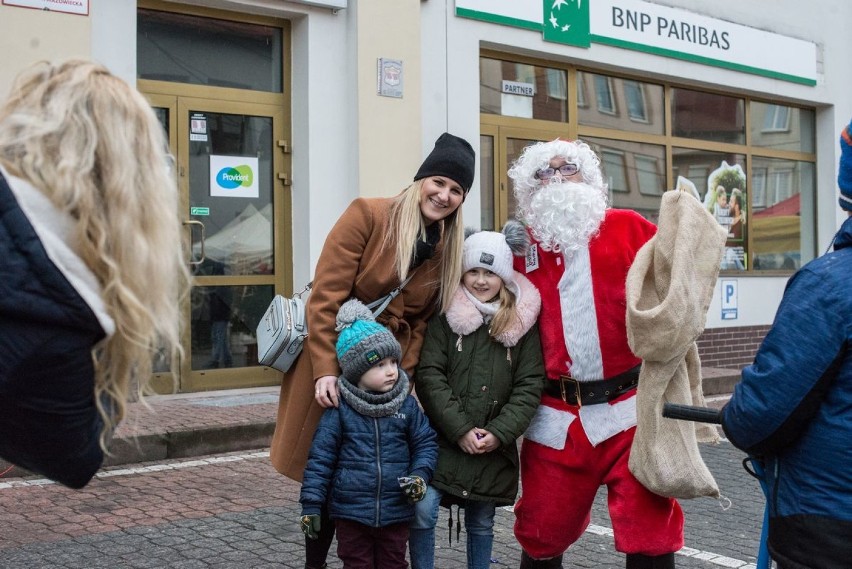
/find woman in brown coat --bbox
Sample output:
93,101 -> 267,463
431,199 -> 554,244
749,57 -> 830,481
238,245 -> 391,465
270,132 -> 475,569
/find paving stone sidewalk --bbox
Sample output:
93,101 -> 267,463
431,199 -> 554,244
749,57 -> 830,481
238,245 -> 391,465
1,367 -> 739,479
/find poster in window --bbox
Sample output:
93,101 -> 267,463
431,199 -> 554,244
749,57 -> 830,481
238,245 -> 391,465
704,162 -> 747,270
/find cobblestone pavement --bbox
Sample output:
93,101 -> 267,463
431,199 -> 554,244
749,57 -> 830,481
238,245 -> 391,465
0,436 -> 767,569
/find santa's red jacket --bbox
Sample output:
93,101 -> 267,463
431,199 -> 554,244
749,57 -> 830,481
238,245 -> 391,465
514,209 -> 656,383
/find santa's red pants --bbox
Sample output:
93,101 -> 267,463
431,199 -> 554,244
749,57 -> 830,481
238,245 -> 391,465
514,403 -> 684,558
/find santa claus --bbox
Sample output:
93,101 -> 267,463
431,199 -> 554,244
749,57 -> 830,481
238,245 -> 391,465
510,139 -> 683,569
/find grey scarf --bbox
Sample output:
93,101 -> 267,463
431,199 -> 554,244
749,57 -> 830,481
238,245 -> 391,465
337,369 -> 410,418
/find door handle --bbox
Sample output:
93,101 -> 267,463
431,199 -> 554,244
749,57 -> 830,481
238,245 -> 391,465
183,219 -> 205,266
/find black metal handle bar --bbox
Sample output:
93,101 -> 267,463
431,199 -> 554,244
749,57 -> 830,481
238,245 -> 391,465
662,403 -> 722,425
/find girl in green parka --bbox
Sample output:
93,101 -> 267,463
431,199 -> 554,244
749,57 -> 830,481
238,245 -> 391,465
410,221 -> 545,569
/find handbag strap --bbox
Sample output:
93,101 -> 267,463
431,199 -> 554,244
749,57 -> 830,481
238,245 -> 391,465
366,274 -> 414,317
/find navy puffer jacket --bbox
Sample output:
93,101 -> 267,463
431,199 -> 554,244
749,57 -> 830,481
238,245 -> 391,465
0,169 -> 112,488
721,216 -> 852,568
300,392 -> 437,527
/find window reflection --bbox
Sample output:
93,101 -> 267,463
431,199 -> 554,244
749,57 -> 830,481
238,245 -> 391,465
480,58 -> 567,122
594,75 -> 616,114
751,158 -> 815,271
672,88 -> 744,144
137,9 -> 283,92
577,72 -> 664,134
750,102 -> 815,153
624,80 -> 647,123
584,137 -> 666,222
191,281 -> 274,370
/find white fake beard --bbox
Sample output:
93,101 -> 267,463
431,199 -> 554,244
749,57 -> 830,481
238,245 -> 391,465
522,181 -> 608,253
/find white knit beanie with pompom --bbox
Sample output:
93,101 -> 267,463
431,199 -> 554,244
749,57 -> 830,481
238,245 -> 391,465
462,220 -> 529,298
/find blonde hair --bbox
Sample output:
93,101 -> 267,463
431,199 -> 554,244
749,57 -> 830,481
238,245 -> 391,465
488,285 -> 518,338
385,179 -> 464,312
0,60 -> 189,447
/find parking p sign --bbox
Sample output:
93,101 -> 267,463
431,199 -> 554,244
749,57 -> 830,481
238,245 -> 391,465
721,279 -> 738,320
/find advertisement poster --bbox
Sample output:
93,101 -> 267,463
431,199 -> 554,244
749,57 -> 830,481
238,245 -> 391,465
704,161 -> 746,271
209,155 -> 259,199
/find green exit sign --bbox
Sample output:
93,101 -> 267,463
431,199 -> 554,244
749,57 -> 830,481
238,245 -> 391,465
190,207 -> 210,216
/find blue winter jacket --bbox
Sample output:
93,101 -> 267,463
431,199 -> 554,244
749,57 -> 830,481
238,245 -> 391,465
300,393 -> 437,527
0,171 -> 109,488
721,216 -> 852,568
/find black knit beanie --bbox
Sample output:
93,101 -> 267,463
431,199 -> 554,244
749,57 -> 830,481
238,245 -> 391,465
414,132 -> 476,193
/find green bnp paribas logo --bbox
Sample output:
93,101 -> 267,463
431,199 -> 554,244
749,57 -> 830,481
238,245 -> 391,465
543,0 -> 591,48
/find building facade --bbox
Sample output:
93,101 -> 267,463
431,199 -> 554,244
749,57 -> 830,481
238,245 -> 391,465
1,0 -> 850,392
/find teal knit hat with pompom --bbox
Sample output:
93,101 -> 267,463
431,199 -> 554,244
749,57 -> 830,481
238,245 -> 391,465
335,299 -> 401,380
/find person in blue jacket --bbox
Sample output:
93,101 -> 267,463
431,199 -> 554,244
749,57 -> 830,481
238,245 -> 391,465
0,60 -> 189,488
299,299 -> 438,569
720,118 -> 852,569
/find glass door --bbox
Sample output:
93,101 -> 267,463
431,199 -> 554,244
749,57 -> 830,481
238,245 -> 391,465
479,125 -> 568,229
150,96 -> 289,392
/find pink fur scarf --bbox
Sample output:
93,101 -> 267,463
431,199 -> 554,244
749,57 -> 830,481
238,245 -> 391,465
445,273 -> 541,347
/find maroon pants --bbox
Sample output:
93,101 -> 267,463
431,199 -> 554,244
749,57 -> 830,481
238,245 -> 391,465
335,518 -> 410,569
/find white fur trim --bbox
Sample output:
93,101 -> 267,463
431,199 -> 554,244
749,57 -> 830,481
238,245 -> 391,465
559,247 -> 603,379
579,394 -> 637,447
524,404 -> 575,450
2,166 -> 115,337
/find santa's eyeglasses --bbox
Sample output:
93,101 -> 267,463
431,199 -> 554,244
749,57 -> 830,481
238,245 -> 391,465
534,163 -> 579,181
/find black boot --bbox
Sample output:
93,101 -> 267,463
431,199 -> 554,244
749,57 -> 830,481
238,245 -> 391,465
625,553 -> 675,569
520,550 -> 564,568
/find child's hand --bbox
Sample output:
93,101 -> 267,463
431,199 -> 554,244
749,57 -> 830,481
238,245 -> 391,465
300,514 -> 321,540
398,475 -> 427,502
475,430 -> 499,452
458,429 -> 484,454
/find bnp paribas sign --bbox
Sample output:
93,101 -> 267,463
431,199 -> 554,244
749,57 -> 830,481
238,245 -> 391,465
455,0 -> 817,86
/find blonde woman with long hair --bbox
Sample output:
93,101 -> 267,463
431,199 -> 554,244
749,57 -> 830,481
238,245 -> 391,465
0,60 -> 189,488
270,132 -> 474,569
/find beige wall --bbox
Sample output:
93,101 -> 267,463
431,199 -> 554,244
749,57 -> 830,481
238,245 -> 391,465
0,5 -> 91,99
355,0 -> 421,197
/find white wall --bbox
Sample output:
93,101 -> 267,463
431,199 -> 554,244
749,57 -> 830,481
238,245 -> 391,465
91,0 -> 136,84
425,0 -> 852,328
0,4 -> 91,98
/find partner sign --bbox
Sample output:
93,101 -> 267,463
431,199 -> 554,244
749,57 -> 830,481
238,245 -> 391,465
209,155 -> 259,199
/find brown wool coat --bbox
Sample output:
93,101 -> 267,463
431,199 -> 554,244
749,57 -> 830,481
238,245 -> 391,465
269,196 -> 447,481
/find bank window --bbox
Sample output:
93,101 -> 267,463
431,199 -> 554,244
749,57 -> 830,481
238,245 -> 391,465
751,158 -> 815,272
762,105 -> 790,132
578,72 -> 664,134
137,9 -> 283,92
752,168 -> 767,208
479,57 -> 567,122
576,72 -> 588,107
636,155 -> 662,196
672,88 -> 745,144
750,102 -> 815,153
602,150 -> 627,193
546,69 -> 567,100
594,75 -> 616,115
624,80 -> 647,123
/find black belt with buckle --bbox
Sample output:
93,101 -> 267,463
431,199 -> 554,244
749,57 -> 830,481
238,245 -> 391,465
543,365 -> 640,407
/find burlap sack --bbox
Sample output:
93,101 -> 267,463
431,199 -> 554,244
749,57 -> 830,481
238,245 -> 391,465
626,190 -> 727,499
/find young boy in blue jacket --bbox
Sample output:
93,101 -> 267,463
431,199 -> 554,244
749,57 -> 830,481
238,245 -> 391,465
299,299 -> 438,569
